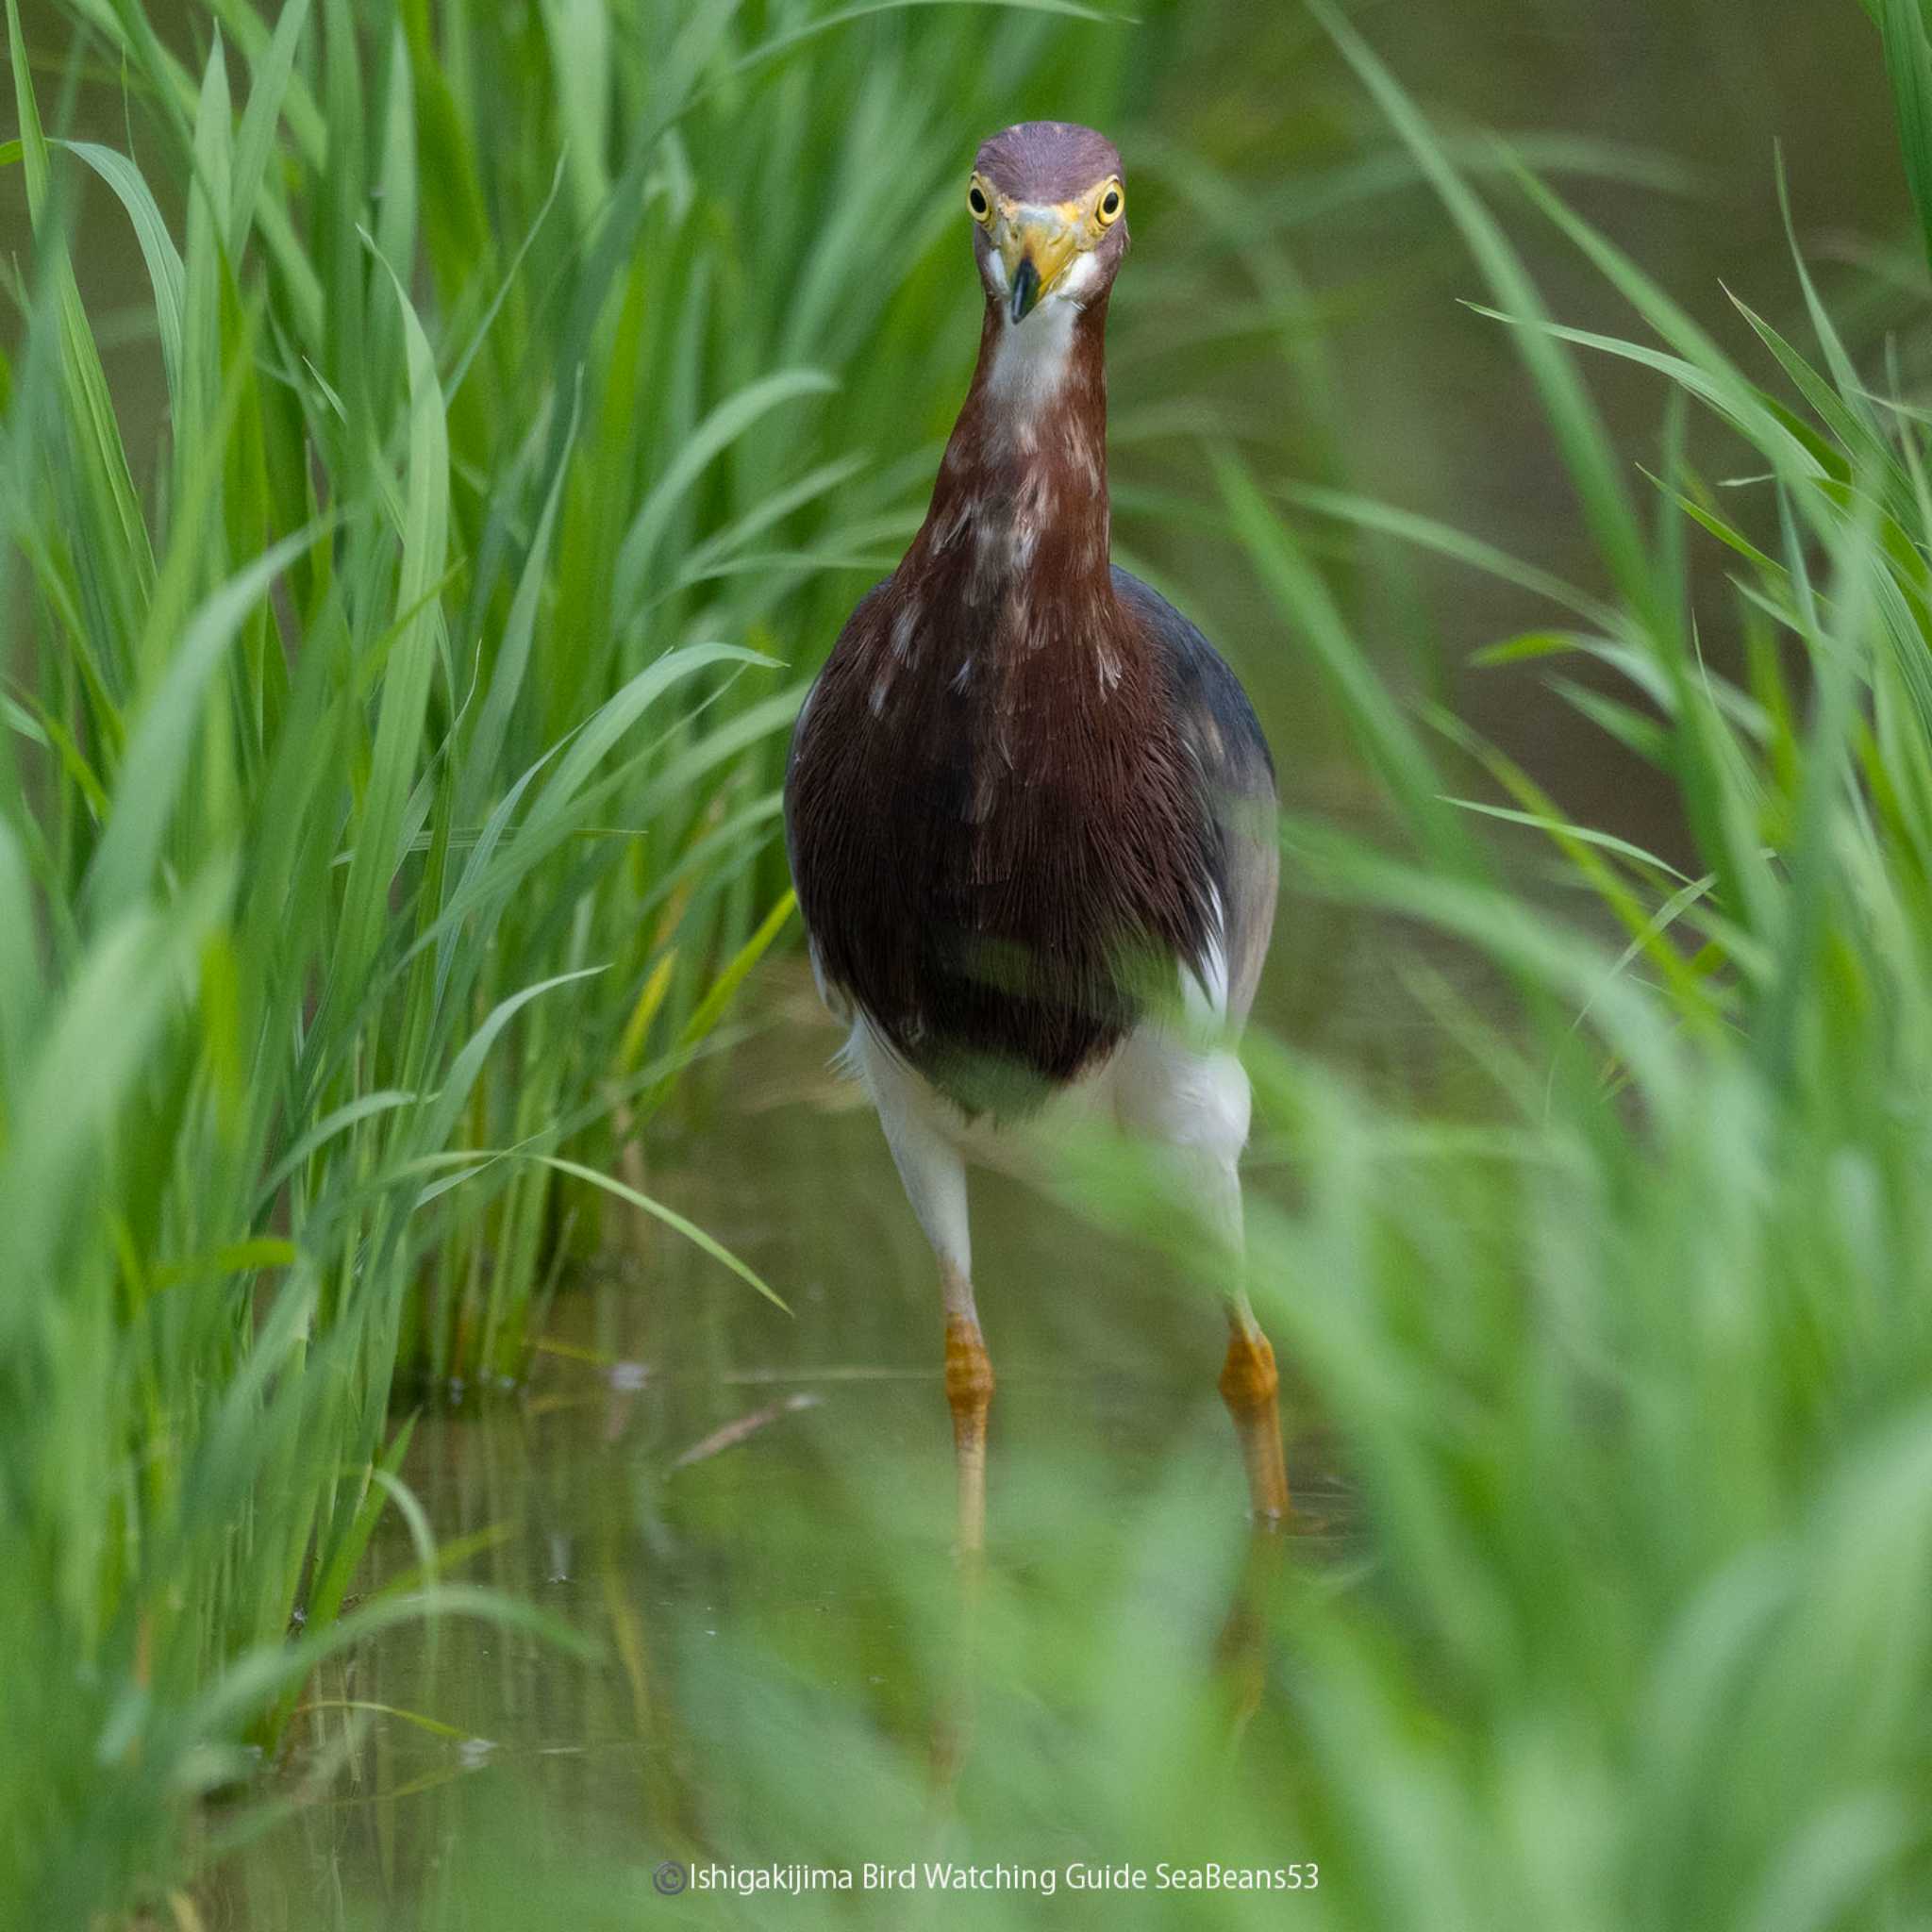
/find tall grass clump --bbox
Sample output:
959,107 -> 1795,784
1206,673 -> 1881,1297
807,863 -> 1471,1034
1112,6 -> 1932,1919
0,0 -> 1155,1920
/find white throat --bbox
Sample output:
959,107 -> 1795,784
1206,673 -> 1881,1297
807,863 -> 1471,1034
983,250 -> 1102,417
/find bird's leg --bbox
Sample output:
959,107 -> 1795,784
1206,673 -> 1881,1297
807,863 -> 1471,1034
1181,1130 -> 1291,1526
1220,1291 -> 1290,1524
931,1264 -> 991,1788
941,1261 -> 994,1555
852,1026 -> 988,1549
1213,1512 -> 1286,1749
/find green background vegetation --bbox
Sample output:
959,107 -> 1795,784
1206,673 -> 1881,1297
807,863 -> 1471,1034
6,0 -> 1932,1925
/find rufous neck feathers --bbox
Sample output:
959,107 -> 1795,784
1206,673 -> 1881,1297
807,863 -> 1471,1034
904,292 -> 1114,616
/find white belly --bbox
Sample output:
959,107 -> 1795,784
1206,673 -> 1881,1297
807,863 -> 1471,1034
848,1012 -> 1252,1178
813,901 -> 1252,1277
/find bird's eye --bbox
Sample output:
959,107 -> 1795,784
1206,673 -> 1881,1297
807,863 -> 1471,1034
967,178 -> 991,224
1096,180 -> 1124,225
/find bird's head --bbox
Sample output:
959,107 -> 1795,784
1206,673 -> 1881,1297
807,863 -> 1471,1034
966,122 -> 1128,328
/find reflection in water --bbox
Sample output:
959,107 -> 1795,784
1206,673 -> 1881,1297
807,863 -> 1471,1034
207,974 -> 1356,1928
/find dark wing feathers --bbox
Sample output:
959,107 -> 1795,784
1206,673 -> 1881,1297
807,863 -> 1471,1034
1112,567 -> 1278,1027
784,568 -> 1279,1094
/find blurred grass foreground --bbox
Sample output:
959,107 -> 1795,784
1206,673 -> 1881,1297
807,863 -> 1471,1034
10,0 -> 1932,1925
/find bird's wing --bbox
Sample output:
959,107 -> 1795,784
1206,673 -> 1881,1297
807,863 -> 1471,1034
1112,567 -> 1279,1029
784,581 -> 890,1031
786,682 -> 854,1030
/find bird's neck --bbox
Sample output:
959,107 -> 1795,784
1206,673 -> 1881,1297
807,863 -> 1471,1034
902,295 -> 1115,622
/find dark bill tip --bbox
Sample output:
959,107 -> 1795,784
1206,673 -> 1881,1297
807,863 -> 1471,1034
1008,257 -> 1041,325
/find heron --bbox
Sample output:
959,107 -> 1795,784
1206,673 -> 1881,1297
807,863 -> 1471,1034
784,121 -> 1287,1551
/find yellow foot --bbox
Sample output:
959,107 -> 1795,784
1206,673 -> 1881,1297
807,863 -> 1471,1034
944,1313 -> 994,1555
1219,1324 -> 1291,1524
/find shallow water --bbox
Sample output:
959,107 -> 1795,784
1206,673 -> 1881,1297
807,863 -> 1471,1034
203,971 -> 1353,1928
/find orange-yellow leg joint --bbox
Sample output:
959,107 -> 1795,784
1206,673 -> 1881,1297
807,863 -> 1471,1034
1219,1321 -> 1290,1524
944,1314 -> 994,1554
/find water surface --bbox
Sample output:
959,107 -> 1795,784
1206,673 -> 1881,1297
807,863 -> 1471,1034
208,971 -> 1354,1929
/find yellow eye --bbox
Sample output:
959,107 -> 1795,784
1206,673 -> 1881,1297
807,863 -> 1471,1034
1095,178 -> 1124,225
967,176 -> 992,224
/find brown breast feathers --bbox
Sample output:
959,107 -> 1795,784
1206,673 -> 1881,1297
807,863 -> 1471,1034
785,299 -> 1220,1114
